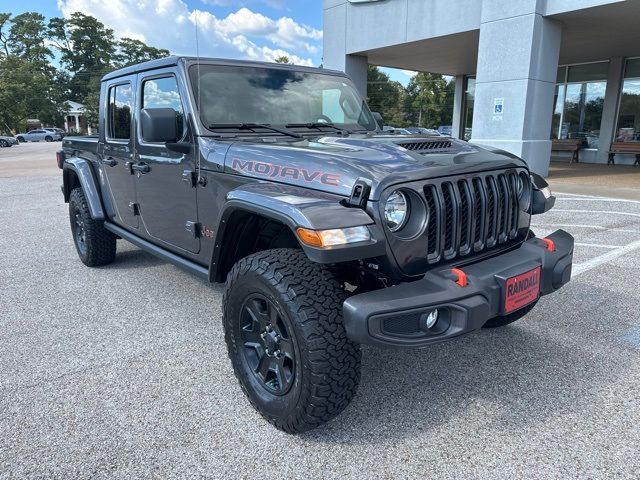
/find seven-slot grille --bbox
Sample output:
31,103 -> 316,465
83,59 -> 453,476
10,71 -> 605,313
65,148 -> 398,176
423,171 -> 522,264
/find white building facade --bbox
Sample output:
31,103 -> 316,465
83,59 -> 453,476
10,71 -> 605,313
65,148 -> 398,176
323,0 -> 640,175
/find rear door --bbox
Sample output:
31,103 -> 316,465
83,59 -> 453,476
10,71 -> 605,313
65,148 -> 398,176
101,77 -> 139,229
134,69 -> 199,253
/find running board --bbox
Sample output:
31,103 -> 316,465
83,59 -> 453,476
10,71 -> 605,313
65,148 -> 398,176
105,222 -> 209,280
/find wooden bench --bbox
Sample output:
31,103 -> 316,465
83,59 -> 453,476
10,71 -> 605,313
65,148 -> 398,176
552,139 -> 583,164
608,141 -> 640,165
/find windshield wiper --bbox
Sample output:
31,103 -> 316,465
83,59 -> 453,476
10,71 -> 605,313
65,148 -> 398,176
285,122 -> 353,135
208,123 -> 303,139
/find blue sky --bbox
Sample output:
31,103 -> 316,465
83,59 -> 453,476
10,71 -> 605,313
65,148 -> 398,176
0,0 -> 412,83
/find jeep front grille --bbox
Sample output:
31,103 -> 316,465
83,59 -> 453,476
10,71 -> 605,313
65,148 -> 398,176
423,172 -> 521,264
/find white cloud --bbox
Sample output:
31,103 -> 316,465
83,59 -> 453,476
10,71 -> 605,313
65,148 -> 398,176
56,0 -> 319,66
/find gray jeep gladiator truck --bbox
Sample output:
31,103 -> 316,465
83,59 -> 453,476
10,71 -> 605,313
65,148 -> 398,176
58,56 -> 574,433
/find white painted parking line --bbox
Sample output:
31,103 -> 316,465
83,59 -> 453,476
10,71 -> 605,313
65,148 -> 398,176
574,242 -> 623,249
552,209 -> 640,219
556,197 -> 640,205
572,238 -> 640,277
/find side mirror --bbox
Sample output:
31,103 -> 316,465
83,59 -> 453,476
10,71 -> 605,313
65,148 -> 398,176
371,111 -> 384,131
140,108 -> 178,143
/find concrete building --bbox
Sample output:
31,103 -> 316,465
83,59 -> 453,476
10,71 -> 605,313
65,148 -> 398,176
323,0 -> 640,175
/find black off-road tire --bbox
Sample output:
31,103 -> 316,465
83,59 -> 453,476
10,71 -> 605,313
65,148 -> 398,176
69,187 -> 116,267
482,301 -> 538,328
223,248 -> 361,434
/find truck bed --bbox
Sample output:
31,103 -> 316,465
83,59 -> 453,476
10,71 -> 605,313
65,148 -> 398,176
62,136 -> 99,160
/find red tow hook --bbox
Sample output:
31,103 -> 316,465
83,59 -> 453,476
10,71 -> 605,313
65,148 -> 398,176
541,237 -> 556,252
451,268 -> 468,287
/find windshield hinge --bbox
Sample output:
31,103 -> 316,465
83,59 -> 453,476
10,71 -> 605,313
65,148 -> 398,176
347,178 -> 372,209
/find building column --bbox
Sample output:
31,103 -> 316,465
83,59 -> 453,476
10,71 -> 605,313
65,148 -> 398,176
64,117 -> 69,132
451,75 -> 465,139
323,2 -> 368,97
471,1 -> 561,176
75,115 -> 80,133
597,57 -> 625,163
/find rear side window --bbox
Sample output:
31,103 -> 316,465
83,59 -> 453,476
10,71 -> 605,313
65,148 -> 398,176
142,76 -> 185,136
108,83 -> 133,140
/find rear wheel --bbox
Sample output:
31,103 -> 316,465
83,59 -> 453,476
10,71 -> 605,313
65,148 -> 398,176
69,187 -> 116,267
45,136 -> 53,142
223,248 -> 361,434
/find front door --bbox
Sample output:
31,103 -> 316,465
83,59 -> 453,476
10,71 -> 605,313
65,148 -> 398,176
101,77 -> 138,229
134,70 -> 199,254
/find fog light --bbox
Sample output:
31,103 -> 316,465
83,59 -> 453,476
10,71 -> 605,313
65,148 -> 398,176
425,309 -> 439,329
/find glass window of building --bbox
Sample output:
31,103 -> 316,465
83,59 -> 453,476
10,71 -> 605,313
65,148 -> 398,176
615,58 -> 640,142
461,76 -> 475,140
550,62 -> 608,148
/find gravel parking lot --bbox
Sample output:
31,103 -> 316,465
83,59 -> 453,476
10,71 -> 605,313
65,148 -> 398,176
1,143 -> 639,478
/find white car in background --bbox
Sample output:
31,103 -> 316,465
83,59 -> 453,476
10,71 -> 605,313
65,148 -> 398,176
0,135 -> 19,147
15,129 -> 63,143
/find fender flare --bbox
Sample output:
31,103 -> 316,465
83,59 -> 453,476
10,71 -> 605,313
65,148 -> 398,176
208,185 -> 386,282
62,158 -> 105,220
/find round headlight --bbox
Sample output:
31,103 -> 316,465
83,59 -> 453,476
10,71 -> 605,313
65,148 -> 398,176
384,190 -> 409,232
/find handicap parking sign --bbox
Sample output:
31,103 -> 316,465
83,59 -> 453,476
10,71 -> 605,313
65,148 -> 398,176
493,98 -> 504,115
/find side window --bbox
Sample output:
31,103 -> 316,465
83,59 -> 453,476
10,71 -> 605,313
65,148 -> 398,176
108,83 -> 133,140
142,76 -> 185,137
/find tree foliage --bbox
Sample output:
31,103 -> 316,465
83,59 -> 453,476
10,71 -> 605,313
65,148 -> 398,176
0,10 -> 170,133
367,66 -> 455,129
366,66 -> 406,126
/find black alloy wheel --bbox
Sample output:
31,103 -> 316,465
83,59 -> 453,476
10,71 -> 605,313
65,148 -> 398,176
72,209 -> 87,256
239,293 -> 296,395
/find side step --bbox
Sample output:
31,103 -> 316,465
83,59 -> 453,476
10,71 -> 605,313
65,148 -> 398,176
104,222 -> 209,280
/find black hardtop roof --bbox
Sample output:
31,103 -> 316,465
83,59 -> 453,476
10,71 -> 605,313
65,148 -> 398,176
101,55 -> 346,82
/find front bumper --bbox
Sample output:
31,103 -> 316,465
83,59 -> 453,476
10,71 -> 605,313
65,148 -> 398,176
343,229 -> 574,348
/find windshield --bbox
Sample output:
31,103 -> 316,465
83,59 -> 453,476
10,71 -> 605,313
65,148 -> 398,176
189,64 -> 377,133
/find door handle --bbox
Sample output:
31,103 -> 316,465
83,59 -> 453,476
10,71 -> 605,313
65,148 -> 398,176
100,156 -> 117,167
131,163 -> 151,174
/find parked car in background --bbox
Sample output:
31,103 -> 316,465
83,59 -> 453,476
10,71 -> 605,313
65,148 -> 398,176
405,127 -> 442,136
0,135 -> 19,147
44,128 -> 66,139
382,126 -> 412,135
438,125 -> 453,136
15,129 -> 63,143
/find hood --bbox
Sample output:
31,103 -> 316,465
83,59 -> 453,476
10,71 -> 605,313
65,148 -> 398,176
212,134 -> 527,200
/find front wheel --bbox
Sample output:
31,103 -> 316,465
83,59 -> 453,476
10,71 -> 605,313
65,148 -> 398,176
69,187 -> 116,266
223,248 -> 361,434
45,136 -> 53,142
16,136 -> 24,143
0,139 -> 7,147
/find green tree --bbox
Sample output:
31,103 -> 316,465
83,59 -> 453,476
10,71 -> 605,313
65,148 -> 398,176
274,55 -> 291,64
403,72 -> 455,128
0,55 -> 65,131
48,12 -> 116,101
114,37 -> 169,68
7,12 -> 51,68
0,13 -> 11,57
366,65 -> 406,126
